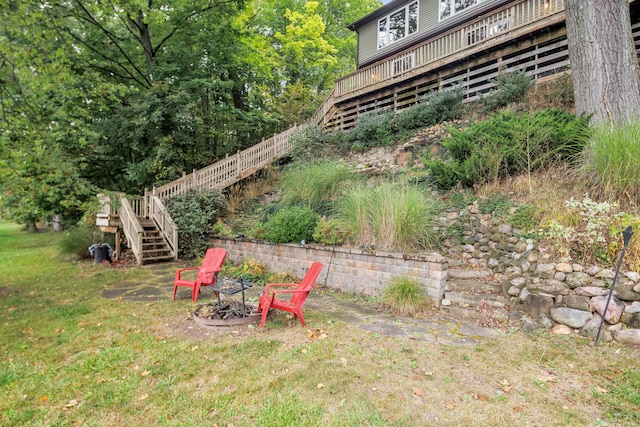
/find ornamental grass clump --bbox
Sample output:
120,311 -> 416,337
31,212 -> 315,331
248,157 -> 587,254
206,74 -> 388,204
580,119 -> 640,206
382,276 -> 430,316
338,181 -> 438,252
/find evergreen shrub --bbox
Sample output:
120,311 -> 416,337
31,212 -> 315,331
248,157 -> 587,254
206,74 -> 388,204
265,206 -> 319,244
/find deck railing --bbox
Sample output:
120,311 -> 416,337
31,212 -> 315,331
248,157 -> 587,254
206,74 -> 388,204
119,198 -> 144,266
149,195 -> 178,258
333,0 -> 564,99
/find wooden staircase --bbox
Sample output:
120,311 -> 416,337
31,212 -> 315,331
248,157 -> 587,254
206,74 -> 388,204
139,220 -> 175,263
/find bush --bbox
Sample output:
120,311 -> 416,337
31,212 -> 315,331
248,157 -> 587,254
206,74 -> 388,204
338,182 -> 438,252
221,258 -> 271,285
381,276 -> 430,316
424,109 -> 592,190
481,70 -> 534,112
166,189 -> 226,259
395,88 -> 464,132
580,119 -> 640,206
312,216 -> 350,245
346,110 -> 396,151
265,206 -> 319,244
280,160 -> 356,209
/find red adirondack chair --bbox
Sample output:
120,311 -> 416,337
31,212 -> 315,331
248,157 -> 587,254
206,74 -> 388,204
257,262 -> 323,331
173,248 -> 227,303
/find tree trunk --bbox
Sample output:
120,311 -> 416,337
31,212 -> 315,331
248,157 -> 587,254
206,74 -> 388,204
565,0 -> 640,124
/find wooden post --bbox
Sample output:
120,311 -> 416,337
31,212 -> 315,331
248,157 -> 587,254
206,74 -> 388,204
236,150 -> 241,178
115,230 -> 120,261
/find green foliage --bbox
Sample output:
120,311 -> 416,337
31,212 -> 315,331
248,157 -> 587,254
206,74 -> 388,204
166,189 -> 226,259
338,182 -> 438,252
424,109 -> 592,190
280,160 -> 356,209
264,206 -> 319,244
395,88 -> 464,132
347,110 -> 396,151
508,204 -> 542,233
312,216 -> 350,245
212,219 -> 234,237
57,226 -> 99,261
544,195 -> 619,264
481,71 -> 534,112
478,193 -> 514,216
221,257 -> 272,285
593,367 -> 640,425
580,119 -> 640,205
381,276 -> 430,316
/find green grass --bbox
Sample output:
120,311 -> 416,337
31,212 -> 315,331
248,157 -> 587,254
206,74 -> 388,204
280,160 -> 356,209
2,221 -> 640,426
381,276 -> 430,316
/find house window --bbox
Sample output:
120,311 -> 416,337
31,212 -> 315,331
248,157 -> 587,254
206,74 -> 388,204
378,1 -> 419,49
439,0 -> 489,21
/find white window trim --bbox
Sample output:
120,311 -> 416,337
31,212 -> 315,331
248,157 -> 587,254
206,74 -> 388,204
439,0 -> 489,22
377,1 -> 419,50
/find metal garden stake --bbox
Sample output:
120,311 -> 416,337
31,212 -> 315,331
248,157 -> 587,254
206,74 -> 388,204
595,225 -> 633,346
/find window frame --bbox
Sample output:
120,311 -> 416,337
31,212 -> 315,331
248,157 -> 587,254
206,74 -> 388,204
377,1 -> 419,50
439,0 -> 489,22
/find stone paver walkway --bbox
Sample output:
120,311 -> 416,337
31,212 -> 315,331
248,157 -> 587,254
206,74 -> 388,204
101,262 -> 501,345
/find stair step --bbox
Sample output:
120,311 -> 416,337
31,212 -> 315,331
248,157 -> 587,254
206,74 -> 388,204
444,291 -> 507,308
142,255 -> 175,262
448,268 -> 493,280
448,279 -> 503,294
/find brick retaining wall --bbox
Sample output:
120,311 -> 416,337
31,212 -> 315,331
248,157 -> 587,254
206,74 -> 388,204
210,238 -> 448,300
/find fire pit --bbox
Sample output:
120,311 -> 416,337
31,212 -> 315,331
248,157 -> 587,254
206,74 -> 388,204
193,300 -> 261,327
192,277 -> 263,327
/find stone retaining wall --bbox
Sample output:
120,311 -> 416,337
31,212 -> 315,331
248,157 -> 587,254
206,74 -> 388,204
210,237 -> 448,299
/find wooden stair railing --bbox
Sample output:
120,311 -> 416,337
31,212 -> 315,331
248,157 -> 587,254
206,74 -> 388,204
119,197 -> 144,266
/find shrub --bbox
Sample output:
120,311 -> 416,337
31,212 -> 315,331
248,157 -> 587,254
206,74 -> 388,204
280,160 -> 356,209
424,109 -> 592,190
288,124 -> 336,163
381,276 -> 430,316
347,110 -> 396,150
265,206 -> 319,244
395,87 -> 464,132
338,182 -> 438,252
166,189 -> 226,259
221,258 -> 271,285
481,70 -> 534,112
312,216 -> 350,245
580,119 -> 640,206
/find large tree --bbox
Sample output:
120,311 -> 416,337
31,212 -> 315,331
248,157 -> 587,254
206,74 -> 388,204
565,0 -> 640,124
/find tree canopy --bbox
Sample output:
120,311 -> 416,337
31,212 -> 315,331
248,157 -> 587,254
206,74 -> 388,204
0,0 -> 381,228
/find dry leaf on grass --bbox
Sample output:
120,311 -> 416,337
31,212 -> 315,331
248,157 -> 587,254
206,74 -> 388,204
412,387 -> 426,397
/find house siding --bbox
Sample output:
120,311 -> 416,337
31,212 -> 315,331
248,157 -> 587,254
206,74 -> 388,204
355,0 -> 506,67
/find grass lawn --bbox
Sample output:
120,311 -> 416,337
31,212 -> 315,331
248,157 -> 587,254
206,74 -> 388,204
1,222 -> 639,426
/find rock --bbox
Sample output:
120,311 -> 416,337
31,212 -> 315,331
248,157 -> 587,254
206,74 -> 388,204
590,280 -> 608,288
528,279 -> 570,296
591,295 -> 625,324
635,282 -> 640,293
448,269 -> 492,280
556,263 -> 573,273
508,286 -> 521,296
535,263 -> 556,276
498,224 -> 512,234
538,314 -> 554,328
462,245 -> 475,253
572,264 -> 584,272
624,313 -> 640,329
441,299 -> 452,306
524,294 -> 554,319
613,329 -> 640,345
562,295 -> 591,312
624,271 -> 640,283
596,269 -> 615,280
551,324 -> 574,335
554,272 -> 566,282
519,287 -> 531,301
565,272 -> 591,289
527,252 -> 539,263
510,277 -> 527,288
625,301 -> 640,314
574,286 -> 609,297
580,314 -> 613,342
614,285 -> 640,301
521,315 -> 540,332
586,266 -> 601,276
550,307 -> 591,329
